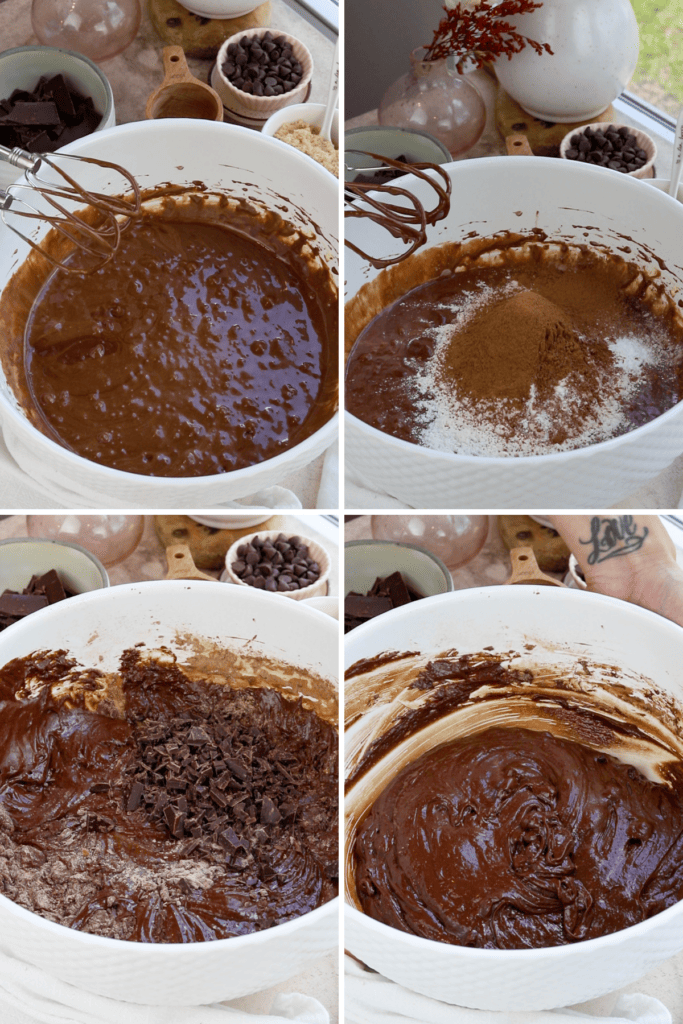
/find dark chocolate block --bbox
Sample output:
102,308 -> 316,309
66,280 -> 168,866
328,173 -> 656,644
0,592 -> 49,617
344,592 -> 393,620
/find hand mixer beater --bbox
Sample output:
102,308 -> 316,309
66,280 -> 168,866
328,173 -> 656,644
0,142 -> 141,273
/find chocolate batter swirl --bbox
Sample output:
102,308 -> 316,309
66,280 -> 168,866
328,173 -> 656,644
354,727 -> 683,948
0,648 -> 337,943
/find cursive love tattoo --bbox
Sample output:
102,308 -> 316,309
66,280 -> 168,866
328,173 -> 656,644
579,516 -> 649,566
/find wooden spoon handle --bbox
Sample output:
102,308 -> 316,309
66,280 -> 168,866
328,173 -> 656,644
165,543 -> 218,582
506,546 -> 566,587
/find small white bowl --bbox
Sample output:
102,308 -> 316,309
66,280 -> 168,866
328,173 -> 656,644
190,514 -> 272,530
176,0 -> 260,16
211,28 -> 313,125
224,529 -> 330,599
645,178 -> 683,203
0,537 -> 108,596
0,46 -> 115,190
261,103 -> 339,175
559,122 -> 656,179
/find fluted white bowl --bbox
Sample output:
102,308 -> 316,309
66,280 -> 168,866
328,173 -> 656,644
345,156 -> 683,508
0,580 -> 338,1004
345,586 -> 683,1010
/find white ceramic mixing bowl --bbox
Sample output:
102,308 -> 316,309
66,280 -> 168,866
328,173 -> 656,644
345,586 -> 683,1011
345,157 -> 683,508
0,580 -> 338,1004
0,119 -> 338,508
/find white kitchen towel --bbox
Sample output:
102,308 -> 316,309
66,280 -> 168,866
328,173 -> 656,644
345,957 -> 670,1024
0,948 -> 329,1024
316,442 -> 338,509
0,424 -> 306,511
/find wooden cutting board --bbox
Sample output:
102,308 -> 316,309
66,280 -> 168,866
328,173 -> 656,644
154,514 -> 281,570
497,515 -> 570,574
496,86 -> 615,158
149,0 -> 271,61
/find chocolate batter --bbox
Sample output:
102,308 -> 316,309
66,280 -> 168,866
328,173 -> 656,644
346,243 -> 683,456
354,726 -> 683,949
20,206 -> 337,477
0,648 -> 337,943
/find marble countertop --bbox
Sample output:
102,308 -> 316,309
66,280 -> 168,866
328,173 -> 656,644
344,514 -> 683,1018
0,0 -> 336,511
0,512 -> 339,1022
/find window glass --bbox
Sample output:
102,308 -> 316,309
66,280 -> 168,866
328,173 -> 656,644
629,0 -> 682,119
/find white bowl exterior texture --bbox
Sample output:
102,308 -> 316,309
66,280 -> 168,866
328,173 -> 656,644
345,156 -> 683,508
344,587 -> 683,1010
0,537 -> 108,593
0,580 -> 338,1005
224,529 -> 331,599
0,46 -> 115,189
0,119 -> 338,508
344,540 -> 453,598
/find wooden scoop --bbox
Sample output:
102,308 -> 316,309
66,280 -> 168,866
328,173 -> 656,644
506,546 -> 566,587
506,133 -> 534,156
146,45 -> 224,121
165,543 -> 219,582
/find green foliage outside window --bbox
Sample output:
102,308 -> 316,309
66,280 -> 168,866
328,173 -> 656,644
630,0 -> 683,116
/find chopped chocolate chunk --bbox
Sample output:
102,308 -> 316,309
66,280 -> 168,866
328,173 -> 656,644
0,75 -> 102,154
344,593 -> 392,620
345,571 -> 426,633
260,796 -> 282,824
0,592 -> 49,617
127,781 -> 145,812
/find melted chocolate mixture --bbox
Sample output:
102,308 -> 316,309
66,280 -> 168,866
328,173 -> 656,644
0,649 -> 337,943
23,214 -> 337,477
354,726 -> 683,949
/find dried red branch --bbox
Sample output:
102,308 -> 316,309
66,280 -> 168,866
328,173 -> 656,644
424,0 -> 554,72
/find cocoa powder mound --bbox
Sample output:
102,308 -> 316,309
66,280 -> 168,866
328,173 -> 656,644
439,289 -> 612,402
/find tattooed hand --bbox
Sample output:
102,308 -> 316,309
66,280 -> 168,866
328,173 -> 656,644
551,516 -> 683,629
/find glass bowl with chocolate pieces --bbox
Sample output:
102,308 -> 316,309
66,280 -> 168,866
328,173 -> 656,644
224,530 -> 331,600
0,579 -> 338,1005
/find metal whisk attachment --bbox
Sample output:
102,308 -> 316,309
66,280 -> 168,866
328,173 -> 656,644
345,153 -> 452,269
0,145 -> 141,274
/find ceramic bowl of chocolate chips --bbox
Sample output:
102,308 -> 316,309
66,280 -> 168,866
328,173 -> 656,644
0,578 -> 338,1004
225,530 -> 331,600
344,585 -> 683,1011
